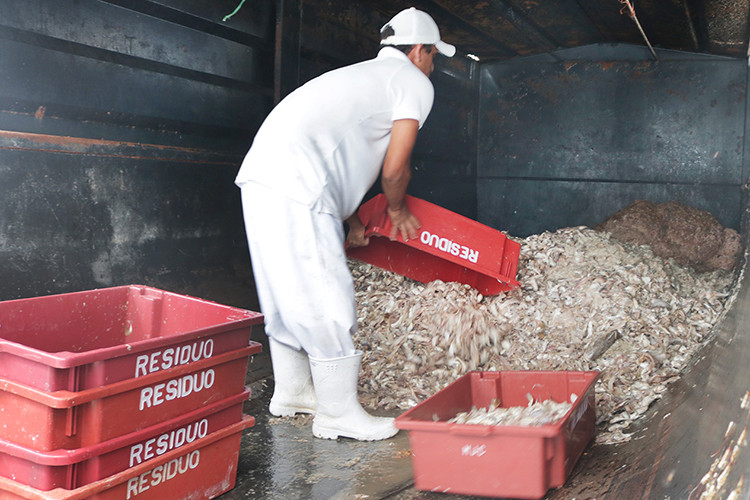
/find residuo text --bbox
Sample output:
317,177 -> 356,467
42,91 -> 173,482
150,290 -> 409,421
419,230 -> 479,263
126,450 -> 200,498
134,339 -> 215,378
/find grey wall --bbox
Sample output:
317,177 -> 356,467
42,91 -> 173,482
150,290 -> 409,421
4,3 -> 747,305
477,44 -> 747,238
0,0 -> 274,304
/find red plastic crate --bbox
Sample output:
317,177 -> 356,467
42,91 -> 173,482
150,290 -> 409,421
0,414 -> 255,500
346,194 -> 521,295
395,370 -> 599,500
0,285 -> 264,391
0,345 -> 259,452
0,388 -> 251,490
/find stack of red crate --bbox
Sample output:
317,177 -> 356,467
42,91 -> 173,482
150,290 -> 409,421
0,285 -> 263,499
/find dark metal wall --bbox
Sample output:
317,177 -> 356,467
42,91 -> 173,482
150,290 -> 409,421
4,1 -> 747,303
0,0 -> 274,303
477,44 -> 747,238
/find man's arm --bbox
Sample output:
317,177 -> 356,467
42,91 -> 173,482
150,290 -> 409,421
382,118 -> 421,241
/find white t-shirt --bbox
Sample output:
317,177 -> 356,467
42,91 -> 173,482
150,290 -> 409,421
235,47 -> 435,220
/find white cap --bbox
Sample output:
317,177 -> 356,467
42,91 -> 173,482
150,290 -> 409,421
380,7 -> 456,57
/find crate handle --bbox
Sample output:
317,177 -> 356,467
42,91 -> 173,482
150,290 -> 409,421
65,406 -> 78,437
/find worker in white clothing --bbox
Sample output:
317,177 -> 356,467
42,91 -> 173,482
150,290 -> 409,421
235,7 -> 455,441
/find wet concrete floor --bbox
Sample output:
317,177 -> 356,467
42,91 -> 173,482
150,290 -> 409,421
222,378 -> 416,500
211,339 -> 416,500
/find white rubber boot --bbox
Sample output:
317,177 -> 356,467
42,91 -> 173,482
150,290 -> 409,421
308,350 -> 398,441
268,338 -> 317,417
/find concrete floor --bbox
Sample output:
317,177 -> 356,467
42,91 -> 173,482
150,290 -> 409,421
212,339 -> 417,500
222,377 -> 416,500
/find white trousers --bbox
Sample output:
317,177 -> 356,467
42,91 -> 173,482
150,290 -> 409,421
240,183 -> 357,359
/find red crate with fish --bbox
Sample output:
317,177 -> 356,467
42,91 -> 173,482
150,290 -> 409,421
395,370 -> 599,499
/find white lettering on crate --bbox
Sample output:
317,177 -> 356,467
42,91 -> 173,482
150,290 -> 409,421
126,449 -> 200,499
461,444 -> 487,457
134,339 -> 215,377
138,369 -> 215,411
420,230 -> 479,263
129,418 -> 209,467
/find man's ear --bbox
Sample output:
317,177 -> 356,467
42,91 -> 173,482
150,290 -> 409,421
407,43 -> 425,64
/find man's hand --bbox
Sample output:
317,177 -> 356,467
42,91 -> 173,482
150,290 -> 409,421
345,214 -> 370,247
381,119 -> 421,241
387,204 -> 421,241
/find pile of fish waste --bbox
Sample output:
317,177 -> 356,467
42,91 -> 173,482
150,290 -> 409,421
448,395 -> 574,427
350,226 -> 741,444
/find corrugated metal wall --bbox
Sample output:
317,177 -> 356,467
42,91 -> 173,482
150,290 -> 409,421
478,44 -> 748,238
